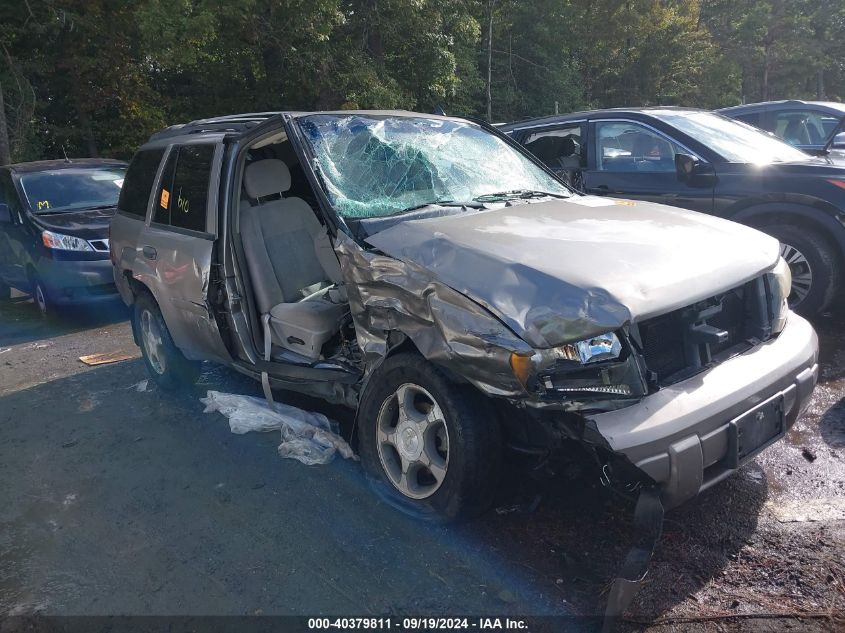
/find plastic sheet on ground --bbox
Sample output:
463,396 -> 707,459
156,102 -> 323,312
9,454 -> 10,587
200,390 -> 356,466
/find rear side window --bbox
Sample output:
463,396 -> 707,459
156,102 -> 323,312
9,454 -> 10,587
734,112 -> 761,128
119,149 -> 164,218
154,144 -> 215,233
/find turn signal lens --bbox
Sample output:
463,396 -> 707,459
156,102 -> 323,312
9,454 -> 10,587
827,179 -> 845,191
509,352 -> 534,388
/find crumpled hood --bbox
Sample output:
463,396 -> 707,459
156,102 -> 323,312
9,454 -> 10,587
365,196 -> 780,348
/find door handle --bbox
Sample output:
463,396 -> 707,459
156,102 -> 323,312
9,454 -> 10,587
595,184 -> 610,191
142,245 -> 157,260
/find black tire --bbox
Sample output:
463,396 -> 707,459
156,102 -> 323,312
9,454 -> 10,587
357,352 -> 502,523
32,277 -> 54,318
763,224 -> 841,316
134,292 -> 201,390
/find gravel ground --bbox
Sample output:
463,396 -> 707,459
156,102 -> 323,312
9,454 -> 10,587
0,293 -> 842,632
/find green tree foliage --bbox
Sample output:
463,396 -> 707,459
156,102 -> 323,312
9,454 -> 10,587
0,0 -> 843,163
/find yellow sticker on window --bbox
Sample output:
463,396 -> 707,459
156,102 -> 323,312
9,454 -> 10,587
160,189 -> 170,209
37,200 -> 51,210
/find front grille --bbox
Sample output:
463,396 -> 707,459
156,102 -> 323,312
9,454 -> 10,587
636,278 -> 770,387
639,311 -> 687,382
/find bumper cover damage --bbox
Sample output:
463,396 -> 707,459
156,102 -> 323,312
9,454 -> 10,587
588,313 -> 818,509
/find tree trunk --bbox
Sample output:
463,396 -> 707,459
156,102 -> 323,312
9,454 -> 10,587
77,107 -> 99,157
0,79 -> 11,166
817,68 -> 824,100
761,40 -> 771,101
366,0 -> 384,62
486,0 -> 496,121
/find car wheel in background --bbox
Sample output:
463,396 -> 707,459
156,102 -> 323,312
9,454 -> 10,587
134,292 -> 200,390
357,352 -> 502,523
32,278 -> 53,318
763,224 -> 841,316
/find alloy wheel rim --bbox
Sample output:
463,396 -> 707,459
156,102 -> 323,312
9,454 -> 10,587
376,382 -> 450,500
140,309 -> 166,375
779,242 -> 813,306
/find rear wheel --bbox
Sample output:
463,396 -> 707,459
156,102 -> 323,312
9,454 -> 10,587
358,353 -> 502,523
135,292 -> 200,390
763,224 -> 840,315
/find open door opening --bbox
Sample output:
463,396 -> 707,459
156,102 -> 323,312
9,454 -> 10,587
232,129 -> 361,383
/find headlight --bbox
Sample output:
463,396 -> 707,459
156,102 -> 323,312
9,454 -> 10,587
42,230 -> 93,252
769,256 -> 791,334
532,331 -> 623,366
510,331 -> 636,397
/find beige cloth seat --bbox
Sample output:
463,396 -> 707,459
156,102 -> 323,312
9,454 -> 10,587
240,159 -> 345,361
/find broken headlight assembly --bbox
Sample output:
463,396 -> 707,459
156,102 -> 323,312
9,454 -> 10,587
510,331 -> 647,401
767,256 -> 791,335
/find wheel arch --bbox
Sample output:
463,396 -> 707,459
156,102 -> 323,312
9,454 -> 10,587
729,200 -> 845,264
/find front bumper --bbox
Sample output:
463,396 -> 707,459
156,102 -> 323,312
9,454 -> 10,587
37,256 -> 119,305
587,313 -> 819,509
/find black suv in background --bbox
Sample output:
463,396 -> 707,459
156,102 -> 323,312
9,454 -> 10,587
718,100 -> 845,156
501,108 -> 845,315
0,159 -> 127,316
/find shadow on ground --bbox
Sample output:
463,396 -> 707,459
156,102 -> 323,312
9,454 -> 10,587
0,358 -> 765,628
0,295 -> 129,348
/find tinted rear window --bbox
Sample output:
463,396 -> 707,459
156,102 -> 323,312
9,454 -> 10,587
171,145 -> 214,232
119,149 -> 164,218
153,144 -> 215,232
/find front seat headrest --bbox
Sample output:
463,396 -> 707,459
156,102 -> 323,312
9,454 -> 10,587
244,159 -> 291,199
560,136 -> 578,157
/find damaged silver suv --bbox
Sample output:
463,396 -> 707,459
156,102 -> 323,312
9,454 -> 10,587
111,111 -> 819,521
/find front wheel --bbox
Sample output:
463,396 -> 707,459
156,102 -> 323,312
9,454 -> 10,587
358,353 -> 502,523
135,292 -> 200,390
764,224 -> 841,315
32,277 -> 53,318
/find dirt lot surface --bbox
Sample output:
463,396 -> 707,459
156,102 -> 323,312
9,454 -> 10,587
0,293 -> 842,632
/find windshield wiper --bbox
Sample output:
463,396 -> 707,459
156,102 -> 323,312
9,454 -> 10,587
473,189 -> 569,202
35,203 -> 116,215
392,199 -> 483,215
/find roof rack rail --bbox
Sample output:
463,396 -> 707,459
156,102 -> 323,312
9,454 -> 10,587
147,111 -> 287,143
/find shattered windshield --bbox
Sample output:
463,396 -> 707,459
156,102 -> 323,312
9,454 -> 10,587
297,114 -> 571,218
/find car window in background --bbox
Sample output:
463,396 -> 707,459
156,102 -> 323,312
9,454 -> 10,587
19,167 -> 126,214
595,121 -> 683,172
659,111 -> 809,164
298,114 -> 571,219
119,149 -> 164,218
770,110 -> 841,146
154,144 -> 214,232
733,112 -> 762,127
523,125 -> 584,172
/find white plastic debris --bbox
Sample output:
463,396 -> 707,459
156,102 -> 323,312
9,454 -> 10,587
200,390 -> 356,466
132,379 -> 148,392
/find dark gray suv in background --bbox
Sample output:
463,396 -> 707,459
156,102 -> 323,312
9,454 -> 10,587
718,100 -> 845,156
501,108 -> 845,315
110,111 -> 818,523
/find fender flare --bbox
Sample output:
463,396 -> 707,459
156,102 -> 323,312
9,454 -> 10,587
729,201 -> 845,260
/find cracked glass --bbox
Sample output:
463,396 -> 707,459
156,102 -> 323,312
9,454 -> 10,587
297,114 -> 571,219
